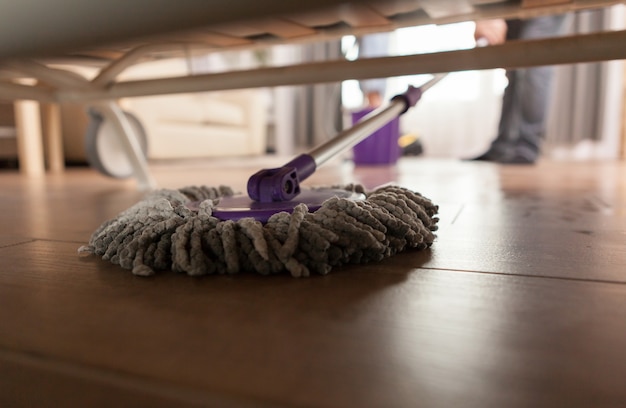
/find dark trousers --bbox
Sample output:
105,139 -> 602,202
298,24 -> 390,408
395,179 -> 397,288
490,15 -> 567,160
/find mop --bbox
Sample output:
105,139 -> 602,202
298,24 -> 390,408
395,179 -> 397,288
79,75 -> 445,277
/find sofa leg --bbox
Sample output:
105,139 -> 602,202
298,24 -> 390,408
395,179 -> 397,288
42,102 -> 65,173
14,98 -> 45,176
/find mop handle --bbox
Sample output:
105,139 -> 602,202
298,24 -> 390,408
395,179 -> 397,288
248,74 -> 447,202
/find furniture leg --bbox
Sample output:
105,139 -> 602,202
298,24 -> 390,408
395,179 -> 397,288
42,102 -> 65,173
13,98 -> 45,176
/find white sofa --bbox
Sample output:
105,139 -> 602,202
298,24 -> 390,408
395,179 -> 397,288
121,58 -> 267,159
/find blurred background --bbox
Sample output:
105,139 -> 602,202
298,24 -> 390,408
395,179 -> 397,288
0,4 -> 624,170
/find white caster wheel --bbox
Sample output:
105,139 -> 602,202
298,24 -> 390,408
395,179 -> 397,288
85,108 -> 148,179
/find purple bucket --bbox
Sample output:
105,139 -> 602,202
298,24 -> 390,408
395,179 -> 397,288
351,108 -> 401,165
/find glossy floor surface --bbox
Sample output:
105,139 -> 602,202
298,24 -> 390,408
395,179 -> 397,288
1,157 -> 625,407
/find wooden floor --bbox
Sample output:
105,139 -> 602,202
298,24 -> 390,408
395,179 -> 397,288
1,156 -> 625,407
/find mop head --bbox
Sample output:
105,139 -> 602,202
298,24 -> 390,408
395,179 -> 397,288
79,184 -> 438,277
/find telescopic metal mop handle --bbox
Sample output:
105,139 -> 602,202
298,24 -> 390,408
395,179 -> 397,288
247,73 -> 447,203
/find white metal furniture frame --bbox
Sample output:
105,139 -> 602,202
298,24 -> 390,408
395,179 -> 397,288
1,0 -> 625,190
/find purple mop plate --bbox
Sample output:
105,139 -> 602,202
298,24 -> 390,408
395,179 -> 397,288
210,188 -> 365,222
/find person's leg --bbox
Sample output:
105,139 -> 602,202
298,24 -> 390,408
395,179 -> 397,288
503,65 -> 553,163
470,15 -> 567,163
506,14 -> 567,163
472,68 -> 519,160
469,20 -> 522,161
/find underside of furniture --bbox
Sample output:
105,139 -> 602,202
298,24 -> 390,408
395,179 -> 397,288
0,0 -> 625,189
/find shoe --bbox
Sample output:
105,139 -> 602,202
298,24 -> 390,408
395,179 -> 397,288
496,152 -> 536,165
464,147 -> 501,162
467,152 -> 496,161
497,143 -> 538,164
464,145 -> 537,164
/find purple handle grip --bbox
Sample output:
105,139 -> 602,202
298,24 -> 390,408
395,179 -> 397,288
247,154 -> 317,202
391,85 -> 423,114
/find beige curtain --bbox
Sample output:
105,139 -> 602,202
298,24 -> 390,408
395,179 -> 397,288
547,8 -> 620,147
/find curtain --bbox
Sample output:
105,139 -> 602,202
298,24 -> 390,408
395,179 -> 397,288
293,41 -> 343,149
546,7 -> 624,157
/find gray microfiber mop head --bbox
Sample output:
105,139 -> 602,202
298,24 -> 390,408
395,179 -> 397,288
79,185 -> 438,277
